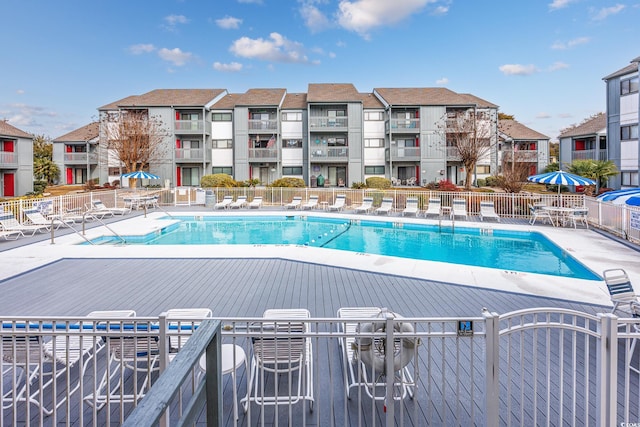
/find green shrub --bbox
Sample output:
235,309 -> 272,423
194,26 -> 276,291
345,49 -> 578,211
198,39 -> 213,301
365,177 -> 391,189
201,174 -> 238,188
475,178 -> 486,187
32,180 -> 47,195
268,177 -> 306,188
351,182 -> 367,189
484,176 -> 499,187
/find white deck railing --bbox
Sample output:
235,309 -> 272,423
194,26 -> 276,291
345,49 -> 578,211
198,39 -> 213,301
3,309 -> 640,426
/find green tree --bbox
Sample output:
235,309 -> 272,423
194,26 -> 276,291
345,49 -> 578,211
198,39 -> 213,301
33,134 -> 60,184
543,162 -> 559,173
567,159 -> 617,193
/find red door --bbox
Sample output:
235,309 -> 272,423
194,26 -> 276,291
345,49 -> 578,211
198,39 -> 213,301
176,167 -> 182,187
3,173 -> 14,197
66,168 -> 73,184
3,141 -> 14,152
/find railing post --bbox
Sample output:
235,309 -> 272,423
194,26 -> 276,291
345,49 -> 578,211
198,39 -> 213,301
158,312 -> 169,427
205,322 -> 223,426
384,309 -> 395,424
597,313 -> 618,427
483,309 -> 500,427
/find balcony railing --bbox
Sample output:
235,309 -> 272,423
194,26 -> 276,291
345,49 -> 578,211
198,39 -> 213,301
390,146 -> 420,159
248,119 -> 278,132
309,116 -> 348,129
310,147 -> 349,160
0,151 -> 17,167
248,147 -> 278,160
63,152 -> 98,164
174,120 -> 210,134
503,150 -> 539,162
572,149 -> 608,161
175,148 -> 209,162
446,147 -> 461,160
389,118 -> 419,131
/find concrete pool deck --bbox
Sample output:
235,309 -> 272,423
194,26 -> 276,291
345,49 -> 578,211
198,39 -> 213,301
1,210 -> 638,307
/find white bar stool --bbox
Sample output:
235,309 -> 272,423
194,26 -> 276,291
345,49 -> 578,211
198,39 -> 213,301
199,344 -> 246,420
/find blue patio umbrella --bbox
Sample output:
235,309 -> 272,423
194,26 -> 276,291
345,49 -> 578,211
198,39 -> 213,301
527,170 -> 596,187
597,188 -> 640,206
121,171 -> 160,180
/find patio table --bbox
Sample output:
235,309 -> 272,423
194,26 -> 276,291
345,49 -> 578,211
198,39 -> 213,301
542,206 -> 575,227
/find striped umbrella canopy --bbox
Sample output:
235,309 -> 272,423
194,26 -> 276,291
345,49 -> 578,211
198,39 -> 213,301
527,170 -> 596,187
596,188 -> 640,206
121,171 -> 160,180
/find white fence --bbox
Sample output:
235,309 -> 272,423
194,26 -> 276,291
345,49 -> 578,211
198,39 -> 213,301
3,309 -> 640,426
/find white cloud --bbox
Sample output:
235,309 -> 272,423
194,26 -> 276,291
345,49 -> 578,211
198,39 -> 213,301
337,0 -> 433,38
16,89 -> 24,95
213,61 -> 243,72
300,2 -> 331,32
216,16 -> 242,29
592,4 -> 625,21
548,61 -> 569,71
549,0 -> 576,11
129,44 -> 156,54
165,14 -> 189,26
550,36 -> 590,50
499,64 -> 538,76
158,48 -> 193,66
436,77 -> 449,85
230,33 -> 310,63
431,5 -> 449,15
336,40 -> 347,48
329,51 -> 336,58
536,112 -> 552,119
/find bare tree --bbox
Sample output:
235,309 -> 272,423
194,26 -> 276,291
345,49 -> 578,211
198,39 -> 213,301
497,155 -> 530,193
100,110 -> 168,187
440,108 -> 495,190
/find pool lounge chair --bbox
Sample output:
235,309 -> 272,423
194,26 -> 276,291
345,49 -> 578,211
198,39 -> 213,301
337,307 -> 415,401
402,197 -> 419,216
0,211 -> 50,236
91,199 -> 130,216
285,196 -> 302,209
301,195 -> 319,210
165,308 -> 213,355
423,198 -> 441,218
451,199 -> 468,220
229,196 -> 248,209
479,201 -> 500,222
23,208 -> 75,230
248,196 -> 263,209
242,308 -> 314,411
354,197 -> 374,214
328,194 -> 346,211
0,229 -> 23,240
214,195 -> 233,209
84,202 -> 115,219
375,197 -> 394,215
604,269 -> 639,315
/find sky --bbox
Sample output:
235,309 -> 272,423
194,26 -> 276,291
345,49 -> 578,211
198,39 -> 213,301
1,0 -> 638,141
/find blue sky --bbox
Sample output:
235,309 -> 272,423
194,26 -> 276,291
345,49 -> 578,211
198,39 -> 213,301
1,0 -> 638,141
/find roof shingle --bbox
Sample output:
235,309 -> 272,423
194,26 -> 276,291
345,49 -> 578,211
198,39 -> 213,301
53,122 -> 99,142
558,113 -> 606,138
99,89 -> 226,110
498,119 -> 549,140
0,120 -> 32,139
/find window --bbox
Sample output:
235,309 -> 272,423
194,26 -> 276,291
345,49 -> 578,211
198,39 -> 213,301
622,172 -> 639,186
212,113 -> 232,121
364,111 -> 384,121
364,138 -> 384,148
283,139 -> 303,148
282,166 -> 303,175
108,167 -> 121,176
282,112 -> 302,121
212,167 -> 232,175
213,139 -> 233,148
364,166 -> 385,174
621,76 -> 639,95
621,124 -> 639,140
475,165 -> 490,174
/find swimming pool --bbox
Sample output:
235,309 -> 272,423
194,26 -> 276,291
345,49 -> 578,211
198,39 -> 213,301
90,215 -> 600,281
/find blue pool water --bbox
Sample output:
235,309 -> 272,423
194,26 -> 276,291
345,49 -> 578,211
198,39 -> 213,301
92,216 -> 600,280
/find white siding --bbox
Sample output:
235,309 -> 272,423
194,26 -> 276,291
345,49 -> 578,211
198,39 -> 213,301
621,140 -> 639,169
212,149 -> 233,167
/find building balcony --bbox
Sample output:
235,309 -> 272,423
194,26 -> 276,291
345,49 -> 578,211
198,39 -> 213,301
571,149 -> 608,161
503,150 -> 539,162
63,152 -> 98,165
387,118 -> 420,132
309,117 -> 348,130
310,147 -> 349,161
0,151 -> 18,168
446,147 -> 461,161
390,146 -> 421,160
248,147 -> 278,161
248,119 -> 278,132
174,120 -> 210,135
175,148 -> 210,163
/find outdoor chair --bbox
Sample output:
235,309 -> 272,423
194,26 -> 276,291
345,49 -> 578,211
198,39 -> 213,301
230,196 -> 248,209
451,199 -> 468,220
479,201 -> 500,222
22,208 -> 75,230
91,199 -> 131,216
0,229 -> 23,240
248,196 -> 263,209
604,269 -> 638,315
0,211 -> 50,236
529,203 -> 554,226
354,197 -> 374,214
328,194 -> 347,212
375,197 -> 394,215
423,198 -> 441,218
565,207 -> 589,229
402,197 -> 419,216
214,195 -> 233,209
242,308 -> 314,411
84,202 -> 115,219
301,195 -> 319,210
285,196 -> 302,209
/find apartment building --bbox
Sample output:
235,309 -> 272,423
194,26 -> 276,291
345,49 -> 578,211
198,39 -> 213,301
603,56 -> 640,188
499,119 -> 550,176
52,122 -> 100,185
91,84 -> 504,187
0,120 -> 33,196
558,113 -> 607,167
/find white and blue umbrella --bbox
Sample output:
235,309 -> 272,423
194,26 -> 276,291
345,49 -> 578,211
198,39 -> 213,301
597,188 -> 640,206
121,171 -> 160,180
527,170 -> 596,187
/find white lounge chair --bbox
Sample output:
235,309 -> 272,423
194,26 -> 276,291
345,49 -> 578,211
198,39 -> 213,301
285,196 -> 302,209
85,202 -> 115,219
23,208 -> 74,230
402,197 -> 419,216
337,307 -> 415,401
328,194 -> 346,211
604,269 -> 638,315
91,199 -> 130,215
0,229 -> 23,240
301,195 -> 319,210
354,197 -> 374,214
230,196 -> 248,209
242,308 -> 314,411
165,308 -> 213,355
451,199 -> 468,220
214,195 -> 233,209
0,211 -> 49,236
248,196 -> 263,209
375,197 -> 394,215
479,201 -> 500,222
423,198 -> 441,218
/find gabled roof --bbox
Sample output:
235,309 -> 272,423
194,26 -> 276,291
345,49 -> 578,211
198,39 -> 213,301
307,83 -> 360,102
498,120 -> 549,140
603,56 -> 640,81
53,122 -> 99,143
211,93 -> 241,110
99,89 -> 226,110
281,93 -> 307,109
0,120 -> 32,139
235,88 -> 286,107
558,113 -> 606,138
374,87 -> 497,108
359,93 -> 385,109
